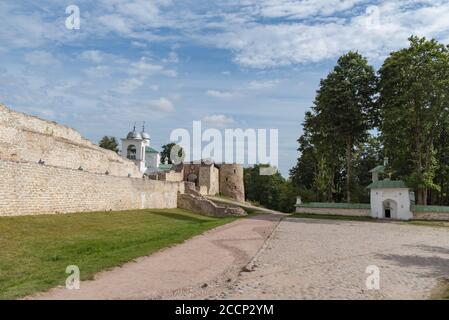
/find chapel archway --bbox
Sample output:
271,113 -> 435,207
382,199 -> 398,219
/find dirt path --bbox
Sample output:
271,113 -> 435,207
30,209 -> 449,300
207,218 -> 449,300
30,211 -> 284,300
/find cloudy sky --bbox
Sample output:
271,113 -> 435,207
1,1 -> 449,176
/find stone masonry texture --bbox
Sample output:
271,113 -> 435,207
0,159 -> 182,216
0,104 -> 141,178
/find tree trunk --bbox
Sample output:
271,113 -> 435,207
415,114 -> 426,205
346,139 -> 352,203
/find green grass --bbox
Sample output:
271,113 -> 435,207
292,213 -> 375,222
0,209 -> 237,300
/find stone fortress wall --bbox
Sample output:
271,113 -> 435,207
182,162 -> 245,201
0,104 -> 141,178
0,104 -> 181,216
0,159 -> 183,216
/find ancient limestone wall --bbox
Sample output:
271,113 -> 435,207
0,159 -> 183,216
0,104 -> 141,177
219,164 -> 245,202
183,163 -> 200,182
178,183 -> 246,217
199,165 -> 219,196
149,170 -> 184,182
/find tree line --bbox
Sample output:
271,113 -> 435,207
290,36 -> 449,206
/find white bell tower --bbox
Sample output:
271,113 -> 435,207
121,124 -> 148,173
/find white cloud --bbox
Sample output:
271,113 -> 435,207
24,51 -> 60,67
131,41 -> 148,48
129,57 -> 177,77
248,79 -> 280,90
257,0 -> 361,19
206,90 -> 234,98
210,0 -> 449,67
116,78 -> 144,94
162,51 -> 179,63
202,114 -> 235,127
97,14 -> 134,35
147,97 -> 175,112
80,50 -> 108,63
83,65 -> 113,78
0,3 -> 77,49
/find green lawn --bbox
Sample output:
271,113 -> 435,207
0,209 -> 237,300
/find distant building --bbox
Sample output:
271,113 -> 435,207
121,124 -> 245,202
367,158 -> 413,220
121,124 -> 164,174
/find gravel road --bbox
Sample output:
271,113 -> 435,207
209,218 -> 449,300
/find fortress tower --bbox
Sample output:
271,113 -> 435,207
219,164 -> 245,202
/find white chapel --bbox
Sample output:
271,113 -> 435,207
121,124 -> 161,174
367,158 -> 414,220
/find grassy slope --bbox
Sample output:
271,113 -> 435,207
0,209 -> 237,300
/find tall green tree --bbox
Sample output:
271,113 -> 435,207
433,115 -> 449,204
245,164 -> 297,213
99,136 -> 119,153
352,136 -> 383,203
379,36 -> 449,205
293,52 -> 378,203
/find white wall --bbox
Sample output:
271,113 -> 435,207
146,153 -> 160,169
370,188 -> 412,220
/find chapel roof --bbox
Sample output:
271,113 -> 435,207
367,179 -> 408,189
145,146 -> 159,153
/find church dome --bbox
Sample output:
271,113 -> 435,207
141,132 -> 150,140
127,131 -> 142,140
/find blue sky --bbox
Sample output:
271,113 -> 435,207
1,1 -> 449,176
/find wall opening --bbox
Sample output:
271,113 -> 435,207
127,145 -> 137,160
382,199 -> 397,219
187,173 -> 198,185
